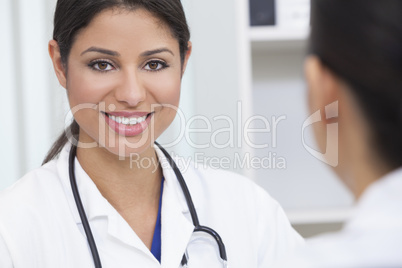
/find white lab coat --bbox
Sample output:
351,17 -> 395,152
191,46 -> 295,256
275,167 -> 402,268
0,144 -> 303,268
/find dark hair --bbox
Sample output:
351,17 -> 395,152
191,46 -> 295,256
309,0 -> 402,169
43,0 -> 190,164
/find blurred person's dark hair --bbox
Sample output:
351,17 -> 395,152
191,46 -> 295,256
309,0 -> 402,169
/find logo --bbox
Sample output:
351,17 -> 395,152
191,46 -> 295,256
302,101 -> 339,167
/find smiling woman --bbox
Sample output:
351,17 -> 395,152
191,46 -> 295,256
0,1 -> 303,267
49,8 -> 185,158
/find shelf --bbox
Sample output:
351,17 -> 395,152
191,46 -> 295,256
285,207 -> 353,225
249,26 -> 309,51
250,26 -> 309,42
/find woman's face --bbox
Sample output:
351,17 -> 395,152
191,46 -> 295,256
59,8 -> 190,157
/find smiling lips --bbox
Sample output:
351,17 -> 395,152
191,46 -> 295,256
109,114 -> 147,125
103,111 -> 154,136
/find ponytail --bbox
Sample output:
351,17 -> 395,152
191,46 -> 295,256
42,120 -> 79,165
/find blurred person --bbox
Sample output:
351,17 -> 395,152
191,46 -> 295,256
277,0 -> 402,267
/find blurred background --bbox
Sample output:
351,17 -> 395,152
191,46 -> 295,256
1,0 -> 353,237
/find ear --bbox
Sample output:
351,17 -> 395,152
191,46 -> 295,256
48,40 -> 67,89
181,41 -> 192,77
304,55 -> 341,159
304,55 -> 339,119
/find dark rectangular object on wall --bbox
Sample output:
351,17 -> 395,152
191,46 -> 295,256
249,0 -> 276,26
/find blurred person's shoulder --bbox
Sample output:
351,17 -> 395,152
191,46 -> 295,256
275,168 -> 402,267
275,229 -> 402,267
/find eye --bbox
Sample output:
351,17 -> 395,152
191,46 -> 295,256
89,60 -> 115,72
144,60 -> 168,71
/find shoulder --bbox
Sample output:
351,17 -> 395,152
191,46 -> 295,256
178,158 -> 290,222
0,160 -> 64,224
182,159 -> 272,202
0,160 -> 61,201
178,159 -> 304,265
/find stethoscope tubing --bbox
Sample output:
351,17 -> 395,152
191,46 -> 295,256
154,142 -> 200,226
68,145 -> 102,268
154,142 -> 227,265
68,142 -> 227,268
193,225 -> 227,261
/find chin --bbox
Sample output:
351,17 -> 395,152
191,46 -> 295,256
101,134 -> 157,159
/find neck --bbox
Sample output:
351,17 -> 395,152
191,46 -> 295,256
336,89 -> 392,200
339,147 -> 392,200
75,141 -> 163,212
349,163 -> 388,199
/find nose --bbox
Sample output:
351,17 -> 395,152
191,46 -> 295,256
114,70 -> 146,107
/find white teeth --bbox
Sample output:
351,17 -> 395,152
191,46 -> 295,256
108,114 -> 147,125
129,118 -> 137,125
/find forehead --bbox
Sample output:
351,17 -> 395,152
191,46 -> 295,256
71,8 -> 178,54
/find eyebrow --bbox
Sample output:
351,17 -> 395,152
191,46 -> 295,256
140,48 -> 174,57
81,47 -> 120,56
81,47 -> 174,57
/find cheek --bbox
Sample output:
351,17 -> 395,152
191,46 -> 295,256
66,68 -> 115,141
147,72 -> 181,106
146,72 -> 181,136
66,69 -> 114,107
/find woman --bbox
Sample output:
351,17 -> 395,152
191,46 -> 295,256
277,0 -> 402,266
0,0 -> 302,267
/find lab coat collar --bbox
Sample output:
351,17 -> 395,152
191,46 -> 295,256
57,143 -> 197,266
154,144 -> 198,267
345,167 -> 402,231
56,144 -> 155,255
57,144 -> 116,223
56,144 -> 102,224
154,144 -> 201,214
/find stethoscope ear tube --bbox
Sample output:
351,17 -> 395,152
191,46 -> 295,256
69,145 -> 102,268
154,142 -> 228,264
154,142 -> 200,226
69,142 -> 227,267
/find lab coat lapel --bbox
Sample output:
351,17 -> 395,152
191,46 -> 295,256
155,145 -> 195,267
161,174 -> 195,268
57,144 -> 153,256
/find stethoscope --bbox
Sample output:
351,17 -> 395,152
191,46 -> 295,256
68,142 -> 228,268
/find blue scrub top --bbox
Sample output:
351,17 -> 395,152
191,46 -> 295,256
150,178 -> 164,263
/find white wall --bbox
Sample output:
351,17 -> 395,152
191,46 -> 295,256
1,0 -> 66,190
1,0 -> 19,188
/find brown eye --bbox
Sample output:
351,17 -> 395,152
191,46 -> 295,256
90,61 -> 114,71
144,60 -> 167,71
97,62 -> 108,70
148,62 -> 159,70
